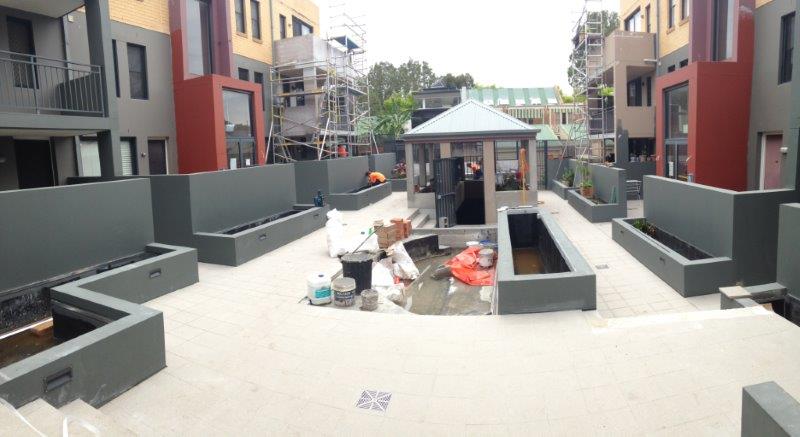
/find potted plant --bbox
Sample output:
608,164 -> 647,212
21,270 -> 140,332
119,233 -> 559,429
561,169 -> 575,187
578,163 -> 593,197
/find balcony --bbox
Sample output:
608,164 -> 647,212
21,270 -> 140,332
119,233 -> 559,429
0,50 -> 105,117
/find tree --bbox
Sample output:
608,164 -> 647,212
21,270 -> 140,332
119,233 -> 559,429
440,73 -> 475,89
367,59 -> 436,112
374,93 -> 414,136
566,10 -> 620,90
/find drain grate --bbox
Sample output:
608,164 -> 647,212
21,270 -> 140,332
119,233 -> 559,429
595,264 -> 609,270
356,390 -> 392,412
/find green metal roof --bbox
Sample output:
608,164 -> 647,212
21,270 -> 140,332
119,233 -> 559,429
529,124 -> 558,141
467,87 -> 560,107
403,100 -> 539,141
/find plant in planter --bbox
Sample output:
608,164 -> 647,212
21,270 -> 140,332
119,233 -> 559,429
578,163 -> 593,198
633,219 -> 656,238
561,169 -> 575,187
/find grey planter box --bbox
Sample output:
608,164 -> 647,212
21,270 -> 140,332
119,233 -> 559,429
390,178 -> 407,192
193,204 -> 328,266
495,207 -> 596,314
326,182 -> 392,211
551,179 -> 575,199
567,189 -> 627,223
742,381 -> 800,437
612,218 -> 735,296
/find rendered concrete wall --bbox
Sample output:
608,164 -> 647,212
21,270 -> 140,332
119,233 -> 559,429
644,176 -> 796,286
778,204 -> 800,299
0,180 -> 155,293
326,183 -> 391,211
551,180 -> 574,199
495,208 -> 596,314
368,153 -> 396,176
742,381 -> 800,437
294,156 -> 370,203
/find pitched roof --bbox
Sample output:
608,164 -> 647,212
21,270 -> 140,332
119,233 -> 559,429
403,99 -> 539,141
467,87 -> 560,107
530,124 -> 558,141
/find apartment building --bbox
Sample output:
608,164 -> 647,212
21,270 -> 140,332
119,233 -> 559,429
618,0 -> 798,191
0,0 -> 319,189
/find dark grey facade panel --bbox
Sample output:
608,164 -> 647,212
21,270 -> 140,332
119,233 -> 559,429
657,45 -> 689,76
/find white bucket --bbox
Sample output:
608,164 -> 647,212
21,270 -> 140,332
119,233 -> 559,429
478,248 -> 494,268
307,272 -> 332,305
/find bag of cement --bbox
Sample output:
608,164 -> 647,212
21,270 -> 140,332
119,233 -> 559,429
326,209 -> 347,258
372,258 -> 395,288
390,242 -> 419,280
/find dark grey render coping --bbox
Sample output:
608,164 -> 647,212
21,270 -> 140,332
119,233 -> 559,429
612,218 -> 735,297
326,182 -> 392,211
742,381 -> 800,437
565,161 -> 628,223
494,207 -> 596,314
0,274 -> 168,409
641,176 -> 797,287
720,284 -> 786,310
551,179 -> 575,199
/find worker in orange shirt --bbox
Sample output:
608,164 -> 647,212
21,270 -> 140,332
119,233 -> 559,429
337,145 -> 348,158
365,170 -> 387,186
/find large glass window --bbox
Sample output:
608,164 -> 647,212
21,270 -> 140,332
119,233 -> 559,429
665,84 -> 689,139
624,8 -> 641,32
223,89 -> 254,138
627,78 -> 642,107
780,12 -> 795,84
127,43 -> 148,100
668,0 -> 676,28
714,0 -> 734,60
187,0 -> 213,75
250,0 -> 261,39
292,16 -> 313,37
234,0 -> 246,33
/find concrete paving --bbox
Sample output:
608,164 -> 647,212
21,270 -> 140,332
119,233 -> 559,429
92,192 -> 800,435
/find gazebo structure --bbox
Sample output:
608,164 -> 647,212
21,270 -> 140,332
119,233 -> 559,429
402,100 -> 540,225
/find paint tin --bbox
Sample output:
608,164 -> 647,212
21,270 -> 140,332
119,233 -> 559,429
307,272 -> 332,305
332,277 -> 356,307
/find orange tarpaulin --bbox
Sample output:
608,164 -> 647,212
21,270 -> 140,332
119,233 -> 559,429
445,246 -> 495,286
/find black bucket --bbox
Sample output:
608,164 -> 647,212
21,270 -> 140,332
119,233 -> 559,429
341,252 -> 373,295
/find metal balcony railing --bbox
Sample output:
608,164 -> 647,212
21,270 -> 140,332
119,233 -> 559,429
0,50 -> 105,116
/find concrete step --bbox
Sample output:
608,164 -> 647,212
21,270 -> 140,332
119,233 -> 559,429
0,403 -> 41,437
18,398 -> 64,436
61,399 -> 136,437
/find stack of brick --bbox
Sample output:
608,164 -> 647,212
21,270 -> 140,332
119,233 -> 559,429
391,218 -> 412,239
374,220 -> 398,249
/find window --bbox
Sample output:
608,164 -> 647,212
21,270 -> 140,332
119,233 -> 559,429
627,78 -> 642,107
665,84 -> 689,140
250,0 -> 261,39
667,65 -> 676,72
561,112 -> 568,124
292,16 -> 313,37
713,0 -> 734,60
234,0 -> 246,33
646,5 -> 652,32
254,71 -> 265,104
120,137 -> 137,176
127,43 -> 148,100
494,140 -> 530,192
7,17 -> 36,88
187,0 -> 213,75
668,0 -> 676,28
780,12 -> 795,84
79,136 -> 101,177
645,76 -> 652,106
238,68 -> 249,81
679,59 -> 688,68
681,0 -> 689,20
223,89 -> 254,138
279,15 -> 287,39
283,80 -> 305,107
624,8 -> 641,32
112,40 -> 120,97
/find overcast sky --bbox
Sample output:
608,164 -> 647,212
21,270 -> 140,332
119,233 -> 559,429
315,0 -> 619,94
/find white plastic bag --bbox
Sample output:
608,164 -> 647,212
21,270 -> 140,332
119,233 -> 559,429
390,242 -> 419,280
326,209 -> 347,258
372,258 -> 395,288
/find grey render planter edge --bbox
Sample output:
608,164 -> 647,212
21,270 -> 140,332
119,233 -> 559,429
567,189 -> 626,223
494,207 -> 596,315
551,179 -> 575,199
193,205 -> 329,266
390,178 -> 407,192
741,381 -> 800,437
612,218 -> 736,297
326,183 -> 392,211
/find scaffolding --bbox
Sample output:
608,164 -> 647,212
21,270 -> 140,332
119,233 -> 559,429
268,3 -> 376,163
560,0 -> 608,167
